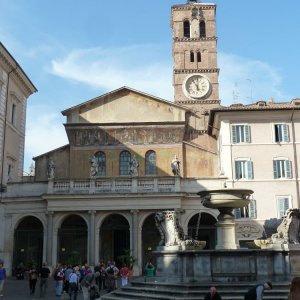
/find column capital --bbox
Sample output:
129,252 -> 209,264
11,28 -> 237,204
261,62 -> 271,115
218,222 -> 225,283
130,209 -> 139,215
46,211 -> 54,216
88,210 -> 96,215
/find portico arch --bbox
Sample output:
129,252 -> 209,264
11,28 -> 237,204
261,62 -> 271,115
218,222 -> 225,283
99,214 -> 130,268
58,214 -> 88,265
187,212 -> 217,249
141,213 -> 160,268
13,216 -> 43,272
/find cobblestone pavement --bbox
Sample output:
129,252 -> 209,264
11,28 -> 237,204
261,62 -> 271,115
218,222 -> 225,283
2,277 -> 111,299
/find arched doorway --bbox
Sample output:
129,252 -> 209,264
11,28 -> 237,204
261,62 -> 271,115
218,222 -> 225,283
58,215 -> 87,265
100,214 -> 130,268
13,216 -> 43,272
188,212 -> 217,249
142,214 -> 160,268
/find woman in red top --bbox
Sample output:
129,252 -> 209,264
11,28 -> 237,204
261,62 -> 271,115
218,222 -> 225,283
119,264 -> 129,286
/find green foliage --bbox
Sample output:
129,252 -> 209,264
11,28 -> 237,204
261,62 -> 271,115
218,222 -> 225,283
116,249 -> 136,269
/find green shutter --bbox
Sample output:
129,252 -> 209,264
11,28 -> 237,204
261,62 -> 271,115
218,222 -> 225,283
283,124 -> 289,142
273,160 -> 278,179
249,199 -> 257,219
232,126 -> 237,144
286,160 -> 292,178
245,125 -> 251,143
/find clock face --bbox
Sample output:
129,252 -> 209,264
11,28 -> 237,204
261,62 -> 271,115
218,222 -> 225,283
184,74 -> 210,99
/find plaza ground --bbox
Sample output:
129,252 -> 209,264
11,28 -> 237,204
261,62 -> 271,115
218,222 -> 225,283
1,277 -> 115,299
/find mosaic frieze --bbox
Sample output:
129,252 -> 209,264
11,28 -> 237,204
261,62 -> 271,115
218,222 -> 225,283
67,127 -> 185,146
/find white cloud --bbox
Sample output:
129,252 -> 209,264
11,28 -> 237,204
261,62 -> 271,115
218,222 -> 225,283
50,45 -> 174,100
24,106 -> 68,171
218,52 -> 289,105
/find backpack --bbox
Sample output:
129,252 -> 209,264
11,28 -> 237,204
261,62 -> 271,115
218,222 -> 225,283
107,266 -> 114,275
244,285 -> 262,300
53,270 -> 59,280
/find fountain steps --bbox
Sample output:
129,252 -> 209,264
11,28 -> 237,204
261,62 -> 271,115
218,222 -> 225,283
101,281 -> 290,300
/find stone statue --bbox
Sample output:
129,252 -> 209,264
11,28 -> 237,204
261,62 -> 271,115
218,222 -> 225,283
270,209 -> 300,244
129,155 -> 139,177
155,210 -> 205,249
47,159 -> 55,179
89,156 -> 99,178
171,155 -> 180,176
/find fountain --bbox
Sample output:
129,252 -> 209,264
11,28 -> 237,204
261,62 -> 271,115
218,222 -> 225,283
198,189 -> 253,249
152,188 -> 296,282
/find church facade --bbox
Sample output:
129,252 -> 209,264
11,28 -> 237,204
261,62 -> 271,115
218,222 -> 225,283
1,0 -> 299,275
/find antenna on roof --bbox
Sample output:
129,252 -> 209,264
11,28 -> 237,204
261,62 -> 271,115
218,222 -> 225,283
187,0 -> 200,4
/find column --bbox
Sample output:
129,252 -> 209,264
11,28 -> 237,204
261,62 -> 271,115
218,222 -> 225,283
46,211 -> 54,265
88,210 -> 96,266
130,210 -> 139,275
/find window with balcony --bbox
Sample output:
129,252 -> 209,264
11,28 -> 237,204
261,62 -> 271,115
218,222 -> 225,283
120,151 -> 131,176
232,125 -> 251,144
234,199 -> 256,219
273,159 -> 292,179
277,196 -> 291,218
145,150 -> 157,176
94,151 -> 106,176
235,160 -> 253,180
274,124 -> 289,142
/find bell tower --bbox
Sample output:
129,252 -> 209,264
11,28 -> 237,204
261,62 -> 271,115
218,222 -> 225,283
171,0 -> 220,112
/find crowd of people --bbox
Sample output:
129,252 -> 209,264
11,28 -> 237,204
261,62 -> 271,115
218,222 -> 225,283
51,260 -> 128,299
1,260 -> 300,299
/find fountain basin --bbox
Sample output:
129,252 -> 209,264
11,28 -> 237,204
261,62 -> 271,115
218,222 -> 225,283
198,189 -> 253,209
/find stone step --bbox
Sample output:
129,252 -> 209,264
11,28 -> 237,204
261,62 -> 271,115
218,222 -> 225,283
101,280 -> 290,300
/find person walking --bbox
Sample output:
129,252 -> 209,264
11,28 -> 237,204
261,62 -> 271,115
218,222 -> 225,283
288,277 -> 300,300
0,263 -> 7,297
204,286 -> 222,300
69,266 -> 79,300
54,266 -> 64,297
244,281 -> 272,300
28,265 -> 38,295
39,262 -> 51,298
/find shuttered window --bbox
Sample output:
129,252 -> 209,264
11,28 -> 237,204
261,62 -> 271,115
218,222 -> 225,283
235,160 -> 253,180
274,124 -> 289,142
232,125 -> 251,144
273,159 -> 292,179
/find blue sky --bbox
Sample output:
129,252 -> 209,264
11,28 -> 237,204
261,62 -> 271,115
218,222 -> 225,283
1,0 -> 300,172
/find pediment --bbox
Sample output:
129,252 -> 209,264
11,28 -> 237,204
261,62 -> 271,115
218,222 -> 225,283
62,87 -> 188,124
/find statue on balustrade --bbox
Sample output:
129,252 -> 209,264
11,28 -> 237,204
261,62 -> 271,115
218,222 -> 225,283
129,155 -> 139,177
47,159 -> 55,179
171,155 -> 180,176
89,156 -> 99,178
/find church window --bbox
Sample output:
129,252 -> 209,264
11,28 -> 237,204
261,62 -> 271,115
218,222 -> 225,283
145,150 -> 157,176
190,51 -> 194,62
197,51 -> 201,62
184,20 -> 190,38
94,151 -> 106,176
199,20 -> 206,38
120,150 -> 131,176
